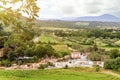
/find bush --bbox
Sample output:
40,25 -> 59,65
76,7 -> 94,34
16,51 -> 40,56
7,51 -> 16,62
87,52 -> 102,61
104,59 -> 115,69
47,62 -> 55,67
94,65 -> 100,72
24,48 -> 34,57
110,49 -> 120,59
33,56 -> 38,62
64,64 -> 68,69
38,64 -> 49,69
56,51 -> 70,57
17,60 -> 23,66
1,60 -> 11,67
113,57 -> 120,71
38,64 -> 45,69
104,57 -> 120,71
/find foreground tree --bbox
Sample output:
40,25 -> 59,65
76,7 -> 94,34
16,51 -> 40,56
0,0 -> 39,65
0,0 -> 39,41
0,0 -> 39,28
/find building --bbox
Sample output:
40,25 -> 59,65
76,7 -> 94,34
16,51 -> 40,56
71,52 -> 81,59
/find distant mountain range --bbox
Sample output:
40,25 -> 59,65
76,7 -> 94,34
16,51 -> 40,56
59,14 -> 120,22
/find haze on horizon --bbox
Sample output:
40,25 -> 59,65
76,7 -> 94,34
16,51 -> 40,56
37,0 -> 120,19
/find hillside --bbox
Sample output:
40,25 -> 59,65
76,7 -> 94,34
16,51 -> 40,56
35,20 -> 120,29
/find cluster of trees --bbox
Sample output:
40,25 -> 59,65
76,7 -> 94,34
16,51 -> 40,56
55,29 -> 120,49
55,29 -> 120,39
0,0 -> 40,66
87,44 -> 106,61
104,49 -> 120,71
87,29 -> 120,39
1,36 -> 60,66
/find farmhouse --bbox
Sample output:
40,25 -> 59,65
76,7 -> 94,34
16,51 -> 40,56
71,52 -> 81,59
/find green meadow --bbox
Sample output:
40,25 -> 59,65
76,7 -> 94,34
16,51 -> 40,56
0,68 -> 119,80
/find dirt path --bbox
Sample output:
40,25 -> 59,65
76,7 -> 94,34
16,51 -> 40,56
101,70 -> 120,78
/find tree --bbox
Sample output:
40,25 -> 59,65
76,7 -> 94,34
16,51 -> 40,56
113,57 -> 120,71
34,44 -> 56,58
104,59 -> 115,69
93,43 -> 98,51
34,44 -> 46,58
104,57 -> 120,71
44,44 -> 55,57
0,0 -> 39,29
110,49 -> 120,59
0,0 -> 39,66
87,52 -> 102,61
7,51 -> 16,62
0,0 -> 39,42
24,48 -> 34,57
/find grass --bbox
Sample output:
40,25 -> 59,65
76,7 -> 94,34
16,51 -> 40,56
0,68 -> 119,80
100,46 -> 120,51
39,34 -> 58,43
115,40 -> 120,45
52,45 -> 70,52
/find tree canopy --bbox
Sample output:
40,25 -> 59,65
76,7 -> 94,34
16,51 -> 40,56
0,0 -> 39,32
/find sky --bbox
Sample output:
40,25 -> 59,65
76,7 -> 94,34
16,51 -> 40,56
37,0 -> 120,19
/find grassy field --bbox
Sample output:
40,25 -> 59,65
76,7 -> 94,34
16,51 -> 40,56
0,68 -> 120,80
52,45 -> 70,52
100,46 -> 120,51
39,34 -> 58,43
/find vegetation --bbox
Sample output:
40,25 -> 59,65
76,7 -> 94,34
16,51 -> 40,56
39,34 -> 58,44
0,68 -> 120,80
104,49 -> 120,72
1,0 -> 120,80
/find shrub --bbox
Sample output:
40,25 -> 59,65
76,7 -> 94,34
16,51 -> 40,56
104,57 -> 120,71
56,51 -> 70,57
38,64 -> 45,69
104,59 -> 115,69
7,51 -> 16,62
94,65 -> 100,72
33,56 -> 38,62
113,57 -> 120,71
64,64 -> 68,69
87,52 -> 102,61
38,64 -> 49,69
24,48 -> 34,57
1,60 -> 11,67
47,62 -> 55,67
17,60 -> 23,66
110,49 -> 120,59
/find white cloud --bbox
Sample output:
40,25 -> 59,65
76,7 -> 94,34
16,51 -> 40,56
37,0 -> 120,19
